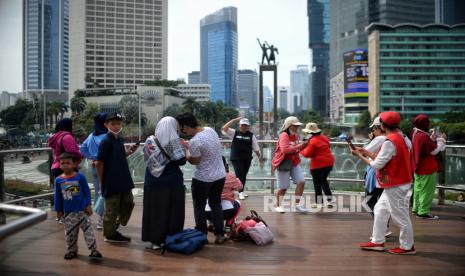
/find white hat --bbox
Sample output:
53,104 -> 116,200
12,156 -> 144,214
280,116 -> 303,131
239,118 -> 250,125
369,117 -> 381,128
302,122 -> 322,134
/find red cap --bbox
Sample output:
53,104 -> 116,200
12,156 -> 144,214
379,111 -> 401,127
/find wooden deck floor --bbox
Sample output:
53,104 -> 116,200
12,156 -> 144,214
1,193 -> 465,276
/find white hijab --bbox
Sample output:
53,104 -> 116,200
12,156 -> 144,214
155,116 -> 179,147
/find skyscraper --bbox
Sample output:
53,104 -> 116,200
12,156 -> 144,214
435,0 -> 465,25
329,0 -> 435,124
308,0 -> 330,117
200,7 -> 238,106
188,71 -> 200,84
237,69 -> 258,111
290,65 -> 310,111
69,0 -> 168,98
23,0 -> 69,95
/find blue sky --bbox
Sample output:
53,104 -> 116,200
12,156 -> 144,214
0,0 -> 310,93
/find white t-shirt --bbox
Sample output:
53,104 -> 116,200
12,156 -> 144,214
189,127 -> 226,182
364,135 -> 387,154
223,128 -> 260,152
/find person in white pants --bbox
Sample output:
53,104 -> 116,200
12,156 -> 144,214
351,111 -> 415,255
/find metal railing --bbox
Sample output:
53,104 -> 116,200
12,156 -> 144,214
0,203 -> 47,240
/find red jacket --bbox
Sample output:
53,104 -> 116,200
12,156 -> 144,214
376,132 -> 413,188
410,128 -> 438,175
47,131 -> 83,170
272,132 -> 303,170
300,134 -> 334,170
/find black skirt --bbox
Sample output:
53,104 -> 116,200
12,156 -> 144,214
141,165 -> 185,245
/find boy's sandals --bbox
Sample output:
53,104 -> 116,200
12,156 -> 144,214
89,249 -> 103,259
64,251 -> 77,260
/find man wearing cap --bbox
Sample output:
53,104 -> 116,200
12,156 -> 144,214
410,114 -> 446,220
222,117 -> 261,200
351,111 -> 415,255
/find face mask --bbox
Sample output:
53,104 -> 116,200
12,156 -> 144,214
108,127 -> 123,136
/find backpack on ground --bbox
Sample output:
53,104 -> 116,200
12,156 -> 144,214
161,228 -> 207,255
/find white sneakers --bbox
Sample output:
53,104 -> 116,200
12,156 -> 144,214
274,206 -> 285,213
239,192 -> 246,200
295,204 -> 308,213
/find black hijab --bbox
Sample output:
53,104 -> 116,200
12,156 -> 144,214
55,118 -> 73,133
93,112 -> 108,135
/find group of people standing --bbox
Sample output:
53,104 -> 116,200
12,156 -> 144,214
48,109 -> 445,259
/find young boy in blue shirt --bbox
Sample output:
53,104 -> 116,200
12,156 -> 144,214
54,152 -> 103,260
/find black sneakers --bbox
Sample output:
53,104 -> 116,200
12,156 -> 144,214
104,231 -> 131,243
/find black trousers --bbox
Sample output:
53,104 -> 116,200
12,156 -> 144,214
231,159 -> 252,192
192,177 -> 225,236
310,166 -> 333,204
206,200 -> 241,226
366,188 -> 384,216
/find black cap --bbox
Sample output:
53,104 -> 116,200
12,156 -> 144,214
105,112 -> 123,122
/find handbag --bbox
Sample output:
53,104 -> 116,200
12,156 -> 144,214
244,222 -> 274,245
277,158 -> 292,171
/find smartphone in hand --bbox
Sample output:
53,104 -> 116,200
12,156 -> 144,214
345,136 -> 356,150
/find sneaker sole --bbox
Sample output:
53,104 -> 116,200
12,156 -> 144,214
104,238 -> 130,243
361,246 -> 385,251
388,250 -> 416,255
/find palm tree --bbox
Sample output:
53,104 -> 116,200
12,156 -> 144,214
71,96 -> 87,115
181,97 -> 201,114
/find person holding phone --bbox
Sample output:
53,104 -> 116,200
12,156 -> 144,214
410,114 -> 446,220
300,122 -> 335,208
351,111 -> 415,255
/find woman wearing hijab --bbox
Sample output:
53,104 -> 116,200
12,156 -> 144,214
48,118 -> 83,178
271,116 -> 308,213
80,112 -> 108,229
142,116 -> 187,250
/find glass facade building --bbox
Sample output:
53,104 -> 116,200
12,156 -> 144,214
308,0 -> 330,117
200,7 -> 238,106
368,23 -> 465,118
329,0 -> 435,124
23,0 -> 69,94
237,69 -> 258,111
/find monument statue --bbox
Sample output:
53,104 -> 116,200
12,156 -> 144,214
265,42 -> 279,65
257,38 -> 269,65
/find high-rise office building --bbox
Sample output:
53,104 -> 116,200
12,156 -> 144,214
69,0 -> 168,98
308,0 -> 330,117
188,71 -> 200,84
200,7 -> 238,106
290,65 -> 310,111
278,86 -> 290,112
368,23 -> 465,118
329,0 -> 435,124
237,69 -> 258,111
23,0 -> 69,95
435,0 -> 465,25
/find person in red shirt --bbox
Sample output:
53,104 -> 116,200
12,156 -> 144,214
271,116 -> 308,213
300,123 -> 335,207
410,114 -> 446,220
351,111 -> 415,255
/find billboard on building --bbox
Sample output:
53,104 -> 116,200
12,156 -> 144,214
343,49 -> 368,96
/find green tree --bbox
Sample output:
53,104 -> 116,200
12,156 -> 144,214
163,103 -> 181,117
357,110 -> 371,129
329,126 -> 341,138
70,96 -> 87,115
181,97 -> 201,114
144,79 -> 185,87
295,110 -> 323,125
0,99 -> 35,129
72,103 -> 100,140
118,96 -> 147,126
400,118 -> 413,135
277,108 -> 291,121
